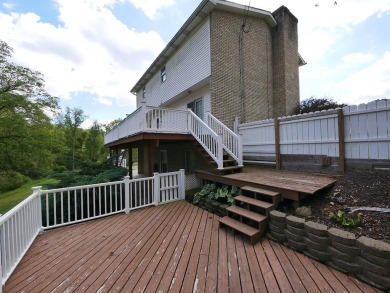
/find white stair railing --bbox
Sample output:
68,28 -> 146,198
187,110 -> 223,169
207,113 -> 243,166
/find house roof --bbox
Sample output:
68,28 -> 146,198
130,0 -> 277,94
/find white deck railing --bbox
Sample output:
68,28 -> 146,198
0,170 -> 185,288
105,103 -> 242,170
188,111 -> 223,169
207,113 -> 243,166
0,187 -> 42,290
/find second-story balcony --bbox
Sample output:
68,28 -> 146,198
104,102 -> 243,171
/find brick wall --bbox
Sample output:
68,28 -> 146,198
272,6 -> 300,117
210,9 -> 274,128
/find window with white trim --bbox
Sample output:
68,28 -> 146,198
161,65 -> 167,83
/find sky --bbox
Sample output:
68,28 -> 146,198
1,0 -> 390,128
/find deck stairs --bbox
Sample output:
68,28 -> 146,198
219,186 -> 281,244
192,141 -> 243,175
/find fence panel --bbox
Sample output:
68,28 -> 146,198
279,110 -> 339,157
344,100 -> 390,159
0,188 -> 42,286
238,119 -> 275,161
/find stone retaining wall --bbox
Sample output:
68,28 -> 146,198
269,210 -> 390,291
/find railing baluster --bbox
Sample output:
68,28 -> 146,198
93,187 -> 96,217
81,188 -> 84,220
61,192 -> 64,224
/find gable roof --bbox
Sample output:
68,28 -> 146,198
131,0 -> 277,94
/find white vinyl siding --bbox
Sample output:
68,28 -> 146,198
136,17 -> 211,107
165,85 -> 211,122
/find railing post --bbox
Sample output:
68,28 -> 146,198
32,186 -> 43,231
187,109 -> 192,133
238,134 -> 243,167
0,232 -> 2,292
179,169 -> 185,199
141,101 -> 147,131
153,172 -> 160,206
217,135 -> 224,170
233,116 -> 239,134
124,176 -> 130,214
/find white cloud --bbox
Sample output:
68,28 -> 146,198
2,2 -> 15,9
342,52 -> 374,65
336,51 -> 390,104
127,0 -> 176,19
0,0 -> 166,110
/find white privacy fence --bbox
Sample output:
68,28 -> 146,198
238,100 -> 390,169
0,170 -> 185,288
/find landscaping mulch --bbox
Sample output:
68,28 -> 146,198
279,170 -> 390,243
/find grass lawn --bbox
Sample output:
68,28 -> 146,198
0,178 -> 58,215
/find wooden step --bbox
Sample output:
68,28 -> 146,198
226,205 -> 266,223
219,216 -> 261,244
234,195 -> 274,216
241,186 -> 280,197
217,165 -> 243,175
241,186 -> 281,204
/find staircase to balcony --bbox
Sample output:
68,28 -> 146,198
192,141 -> 243,175
219,186 -> 281,245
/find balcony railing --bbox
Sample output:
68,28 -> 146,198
0,170 -> 185,289
104,103 -> 243,170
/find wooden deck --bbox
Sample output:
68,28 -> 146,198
196,166 -> 338,201
5,201 -> 381,293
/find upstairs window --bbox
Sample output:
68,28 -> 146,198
161,65 -> 167,83
142,87 -> 146,99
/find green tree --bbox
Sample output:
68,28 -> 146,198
294,97 -> 348,114
0,40 -> 60,176
59,107 -> 87,170
85,120 -> 106,162
104,118 -> 122,132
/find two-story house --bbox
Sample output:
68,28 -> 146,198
105,0 -> 305,181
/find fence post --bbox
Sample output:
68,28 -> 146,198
32,186 -> 43,231
153,173 -> 160,206
124,176 -> 130,214
217,135 -> 224,170
274,118 -> 281,170
337,109 -> 345,174
179,169 -> 186,199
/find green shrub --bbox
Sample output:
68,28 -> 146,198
329,210 -> 363,227
0,170 -> 30,191
193,184 -> 240,205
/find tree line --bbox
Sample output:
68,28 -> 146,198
0,40 -> 122,190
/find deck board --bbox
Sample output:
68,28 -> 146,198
196,166 -> 338,201
4,201 -> 382,293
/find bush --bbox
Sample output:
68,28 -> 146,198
0,170 -> 30,191
193,184 -> 240,205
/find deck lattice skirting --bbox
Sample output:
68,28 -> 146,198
269,210 -> 390,291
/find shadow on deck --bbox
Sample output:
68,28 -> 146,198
5,201 -> 380,292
